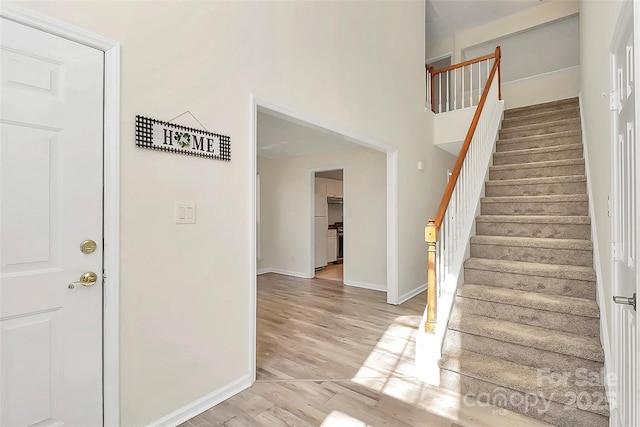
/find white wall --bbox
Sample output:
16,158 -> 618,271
258,147 -> 386,289
427,1 -> 580,109
579,0 -> 624,355
502,66 -> 581,109
433,106 -> 476,155
9,1 -> 455,425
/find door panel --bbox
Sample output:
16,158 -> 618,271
611,4 -> 639,426
0,19 -> 104,427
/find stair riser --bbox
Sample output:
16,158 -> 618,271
490,163 -> 585,180
497,134 -> 582,152
452,298 -> 600,337
502,109 -> 580,128
464,267 -> 596,299
442,330 -> 604,376
493,148 -> 583,166
470,242 -> 593,267
481,200 -> 588,216
476,222 -> 591,240
500,122 -> 580,139
485,181 -> 586,197
439,371 -> 609,427
504,100 -> 580,119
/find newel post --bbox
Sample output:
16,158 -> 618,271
425,220 -> 437,333
496,46 -> 502,100
428,66 -> 436,113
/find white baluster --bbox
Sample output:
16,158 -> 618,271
469,65 -> 472,106
486,59 -> 490,88
480,61 -> 484,99
446,71 -> 450,112
461,65 -> 465,108
477,62 -> 481,105
438,73 -> 442,113
453,68 -> 457,111
427,69 -> 430,107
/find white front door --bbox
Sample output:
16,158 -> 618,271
610,3 -> 639,426
0,18 -> 104,427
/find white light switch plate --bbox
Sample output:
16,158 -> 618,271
175,202 -> 196,224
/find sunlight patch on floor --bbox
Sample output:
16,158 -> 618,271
320,410 -> 370,427
350,315 -> 467,422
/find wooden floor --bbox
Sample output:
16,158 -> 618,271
314,263 -> 343,281
180,274 -> 551,427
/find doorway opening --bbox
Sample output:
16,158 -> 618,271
250,95 -> 399,380
313,168 -> 344,282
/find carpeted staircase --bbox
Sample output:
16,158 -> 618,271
439,98 -> 609,426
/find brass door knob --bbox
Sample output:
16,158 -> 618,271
69,272 -> 98,289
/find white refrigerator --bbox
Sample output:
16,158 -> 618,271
314,178 -> 328,269
314,216 -> 328,269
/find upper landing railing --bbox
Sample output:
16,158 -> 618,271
427,48 -> 502,114
424,47 -> 502,333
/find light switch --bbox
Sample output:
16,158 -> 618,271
175,202 -> 196,224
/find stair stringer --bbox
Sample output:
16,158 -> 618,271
578,92 -> 615,412
417,99 -> 505,386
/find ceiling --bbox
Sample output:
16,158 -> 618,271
257,108 -> 359,159
426,0 -> 542,46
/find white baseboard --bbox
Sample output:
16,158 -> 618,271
146,375 -> 252,427
343,280 -> 386,292
398,283 -> 427,304
256,268 -> 311,279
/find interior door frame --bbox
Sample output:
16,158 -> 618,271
309,166 -> 345,279
0,4 -> 121,426
250,95 -> 400,379
250,96 -> 399,305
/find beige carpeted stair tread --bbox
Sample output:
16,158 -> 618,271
490,158 -> 584,172
500,117 -> 581,133
504,97 -> 579,118
482,194 -> 588,204
448,313 -> 604,362
494,143 -> 582,158
458,283 -> 599,318
476,215 -> 591,239
476,215 -> 590,225
442,329 -> 604,375
485,175 -> 586,187
471,235 -> 593,250
497,129 -> 581,145
439,350 -> 608,416
502,107 -> 580,127
464,257 -> 595,281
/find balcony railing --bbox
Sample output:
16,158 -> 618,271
426,49 -> 502,114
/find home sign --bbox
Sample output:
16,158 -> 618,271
135,115 -> 231,161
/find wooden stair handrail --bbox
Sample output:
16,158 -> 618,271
427,51 -> 497,77
433,46 -> 501,233
424,46 -> 501,333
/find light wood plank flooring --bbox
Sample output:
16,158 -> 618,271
314,263 -> 343,282
180,274 -> 551,427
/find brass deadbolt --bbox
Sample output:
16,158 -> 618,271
80,240 -> 97,254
